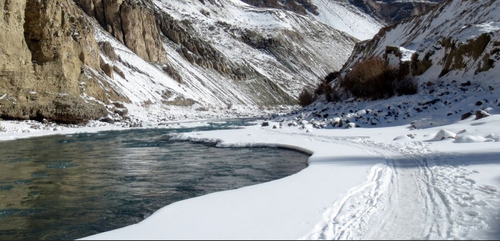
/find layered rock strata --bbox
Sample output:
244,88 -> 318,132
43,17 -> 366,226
0,0 -> 127,124
73,0 -> 167,63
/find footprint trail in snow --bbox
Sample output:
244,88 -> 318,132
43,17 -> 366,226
300,135 -> 500,240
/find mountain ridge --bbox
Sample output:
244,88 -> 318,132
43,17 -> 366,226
2,0 -> 382,125
285,0 -> 500,130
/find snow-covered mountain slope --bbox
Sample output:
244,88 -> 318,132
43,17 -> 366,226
92,0 -> 370,125
278,0 -> 500,129
309,0 -> 383,40
344,0 -> 500,82
2,0 -> 386,125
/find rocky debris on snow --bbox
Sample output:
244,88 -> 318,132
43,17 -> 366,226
453,128 -> 498,143
429,129 -> 457,141
462,112 -> 474,120
345,122 -> 359,129
426,126 -> 500,143
282,0 -> 500,132
393,133 -> 418,141
393,134 -> 413,141
485,134 -> 500,142
475,109 -> 491,120
454,135 -> 487,143
274,73 -> 499,130
393,135 -> 410,141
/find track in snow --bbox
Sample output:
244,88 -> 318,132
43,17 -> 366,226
299,135 -> 500,240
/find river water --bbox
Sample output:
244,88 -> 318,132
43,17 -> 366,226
0,120 -> 309,240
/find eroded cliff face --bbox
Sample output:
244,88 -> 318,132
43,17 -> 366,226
151,0 -> 358,108
0,0 -> 127,124
348,0 -> 440,25
340,0 -> 500,86
1,0 -> 364,124
73,0 -> 167,63
0,0 -> 33,91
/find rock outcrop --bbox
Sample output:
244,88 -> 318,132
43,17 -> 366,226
0,0 -> 127,124
340,0 -> 500,82
73,0 -> 167,63
1,0 -> 366,124
241,0 -> 439,25
240,0 -> 319,15
155,11 -> 234,76
348,0 -> 441,25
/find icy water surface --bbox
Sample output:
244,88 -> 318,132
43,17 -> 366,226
0,120 -> 309,240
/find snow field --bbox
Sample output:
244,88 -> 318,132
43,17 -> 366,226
78,113 -> 500,239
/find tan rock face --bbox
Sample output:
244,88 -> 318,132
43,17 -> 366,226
0,0 -> 128,124
74,0 -> 167,62
24,0 -> 101,95
0,0 -> 34,90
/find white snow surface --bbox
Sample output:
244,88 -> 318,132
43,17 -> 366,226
1,0 -> 499,239
83,116 -> 500,240
2,111 -> 499,240
3,75 -> 500,240
309,0 -> 383,40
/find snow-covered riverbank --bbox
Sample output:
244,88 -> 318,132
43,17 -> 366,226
46,113 -> 497,240
2,109 -> 500,240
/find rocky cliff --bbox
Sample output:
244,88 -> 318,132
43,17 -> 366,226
349,0 -> 441,25
1,0 -> 373,125
241,0 -> 440,26
73,0 -> 167,63
0,0 -> 128,124
299,0 -> 500,128
341,0 -> 500,82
